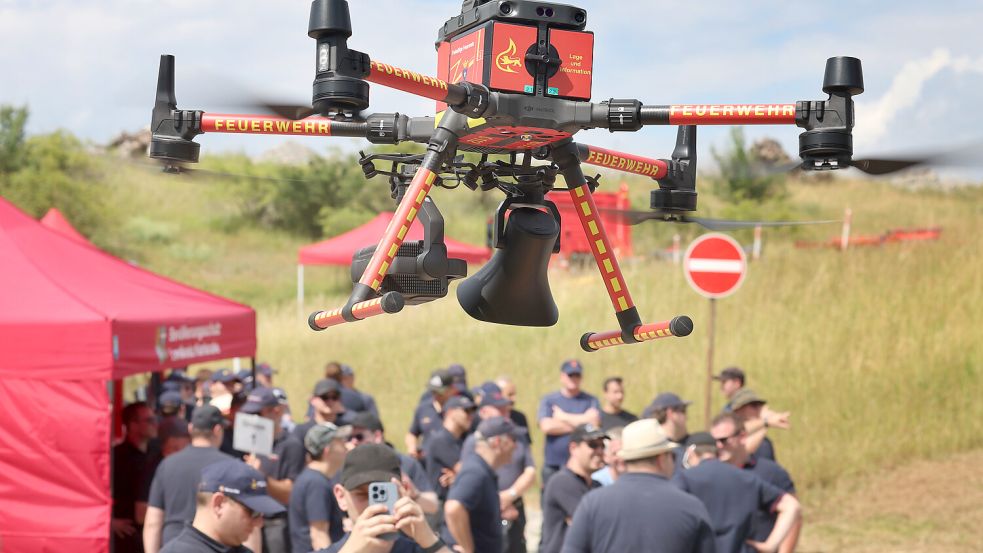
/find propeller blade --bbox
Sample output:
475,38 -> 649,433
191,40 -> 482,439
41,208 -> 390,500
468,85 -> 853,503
684,216 -> 841,231
848,157 -> 930,175
256,103 -> 318,121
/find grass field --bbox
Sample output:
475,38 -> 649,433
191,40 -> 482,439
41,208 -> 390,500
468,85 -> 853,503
105,160 -> 983,545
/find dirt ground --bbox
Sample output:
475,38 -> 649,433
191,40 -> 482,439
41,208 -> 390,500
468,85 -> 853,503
523,449 -> 983,552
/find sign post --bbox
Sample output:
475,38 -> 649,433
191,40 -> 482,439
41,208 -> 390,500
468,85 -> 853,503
683,233 -> 747,427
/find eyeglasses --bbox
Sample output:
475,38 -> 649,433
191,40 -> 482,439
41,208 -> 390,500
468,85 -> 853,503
714,431 -> 740,446
227,497 -> 263,520
319,393 -> 341,402
585,440 -> 606,450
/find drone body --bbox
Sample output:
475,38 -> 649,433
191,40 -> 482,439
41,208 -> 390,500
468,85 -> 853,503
149,0 -> 865,351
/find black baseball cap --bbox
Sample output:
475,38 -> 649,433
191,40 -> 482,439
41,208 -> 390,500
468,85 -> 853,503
570,423 -> 608,443
713,366 -> 746,383
475,416 -> 524,440
650,392 -> 692,411
688,432 -> 717,448
351,411 -> 384,432
240,387 -> 279,414
191,404 -> 228,430
158,390 -> 183,410
444,396 -> 476,411
427,369 -> 453,391
211,368 -> 240,383
560,359 -> 583,375
199,459 -> 285,516
256,362 -> 276,377
313,379 -> 341,397
339,443 -> 401,490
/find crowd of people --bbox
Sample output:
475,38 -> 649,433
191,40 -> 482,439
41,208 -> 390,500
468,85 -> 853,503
110,360 -> 800,553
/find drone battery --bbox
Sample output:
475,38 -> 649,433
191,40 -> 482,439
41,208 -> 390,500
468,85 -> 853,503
436,21 -> 593,111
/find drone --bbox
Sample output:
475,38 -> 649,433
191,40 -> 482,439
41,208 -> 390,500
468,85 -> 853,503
149,0 -> 871,352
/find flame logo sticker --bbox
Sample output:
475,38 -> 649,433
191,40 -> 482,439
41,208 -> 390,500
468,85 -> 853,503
496,38 -> 522,74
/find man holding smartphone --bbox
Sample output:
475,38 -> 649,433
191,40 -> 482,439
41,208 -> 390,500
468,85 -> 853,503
316,444 -> 451,553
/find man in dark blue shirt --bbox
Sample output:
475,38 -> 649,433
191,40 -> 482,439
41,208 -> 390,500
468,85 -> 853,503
444,417 -> 522,553
673,432 -> 801,553
288,423 -> 352,553
713,412 -> 801,552
541,424 -> 606,553
599,377 -> 638,432
144,405 -> 233,553
406,369 -> 457,459
562,419 -> 716,553
160,459 -> 286,553
294,379 -> 353,442
643,391 -> 693,470
241,387 -> 307,553
537,360 -> 601,488
462,382 -> 537,553
423,396 -> 475,502
316,444 -> 452,553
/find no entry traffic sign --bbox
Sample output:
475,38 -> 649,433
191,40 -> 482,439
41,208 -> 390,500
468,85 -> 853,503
683,233 -> 747,299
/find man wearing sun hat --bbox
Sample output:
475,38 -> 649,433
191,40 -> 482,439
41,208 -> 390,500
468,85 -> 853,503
561,419 -> 715,553
160,458 -> 285,552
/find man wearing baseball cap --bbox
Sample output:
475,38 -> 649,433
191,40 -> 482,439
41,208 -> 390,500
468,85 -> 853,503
294,378 -> 352,443
144,405 -> 234,553
241,387 -> 307,553
405,368 -> 457,459
562,419 -> 715,553
713,366 -> 746,412
673,432 -> 801,553
320,443 -> 452,552
730,388 -> 780,461
288,423 -> 352,553
461,382 -> 536,553
424,396 -> 476,506
540,424 -> 607,553
445,417 -> 522,553
160,459 -> 285,552
644,392 -> 693,468
537,360 -> 601,489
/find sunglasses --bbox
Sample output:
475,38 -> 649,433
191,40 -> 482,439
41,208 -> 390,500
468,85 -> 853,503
228,497 -> 263,520
714,431 -> 740,446
319,392 -> 341,402
348,432 -> 368,443
584,439 -> 606,450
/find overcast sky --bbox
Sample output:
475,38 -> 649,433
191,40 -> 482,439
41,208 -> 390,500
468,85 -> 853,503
2,0 -> 981,177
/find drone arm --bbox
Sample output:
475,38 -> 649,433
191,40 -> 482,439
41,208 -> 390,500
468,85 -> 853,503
365,61 -> 494,119
576,144 -> 669,180
308,109 -> 468,331
589,99 -> 799,130
552,140 -> 692,351
582,317 -> 694,352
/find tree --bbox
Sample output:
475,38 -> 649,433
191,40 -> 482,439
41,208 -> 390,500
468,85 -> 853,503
0,105 -> 29,174
711,127 -> 786,203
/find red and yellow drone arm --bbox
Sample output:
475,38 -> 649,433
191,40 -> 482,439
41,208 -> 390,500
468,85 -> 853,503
365,60 -> 469,106
576,144 -> 669,180
198,113 -> 369,137
582,317 -> 694,352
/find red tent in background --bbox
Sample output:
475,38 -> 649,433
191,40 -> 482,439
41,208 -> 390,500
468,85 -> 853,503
298,212 -> 491,265
295,212 -> 491,307
0,197 -> 256,552
40,206 -> 94,247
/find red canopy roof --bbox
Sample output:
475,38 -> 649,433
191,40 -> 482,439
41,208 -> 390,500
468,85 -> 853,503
40,207 -> 94,247
0,196 -> 256,550
0,197 -> 256,380
298,212 -> 491,266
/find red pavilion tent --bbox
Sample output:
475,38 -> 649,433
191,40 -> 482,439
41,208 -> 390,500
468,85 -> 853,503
0,197 -> 256,552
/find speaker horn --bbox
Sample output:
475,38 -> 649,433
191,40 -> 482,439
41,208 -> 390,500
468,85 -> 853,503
457,207 -> 559,326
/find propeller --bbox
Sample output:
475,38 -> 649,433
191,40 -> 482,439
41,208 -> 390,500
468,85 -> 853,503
244,100 -> 368,122
756,142 -> 983,176
118,155 -> 314,185
603,209 -> 840,231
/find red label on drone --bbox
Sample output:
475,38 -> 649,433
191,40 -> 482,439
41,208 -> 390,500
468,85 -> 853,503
669,104 -> 796,125
489,23 -> 536,94
548,29 -> 594,100
438,27 -> 487,112
459,126 -> 571,150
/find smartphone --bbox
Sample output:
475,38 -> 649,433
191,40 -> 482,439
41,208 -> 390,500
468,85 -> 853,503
368,481 -> 399,541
